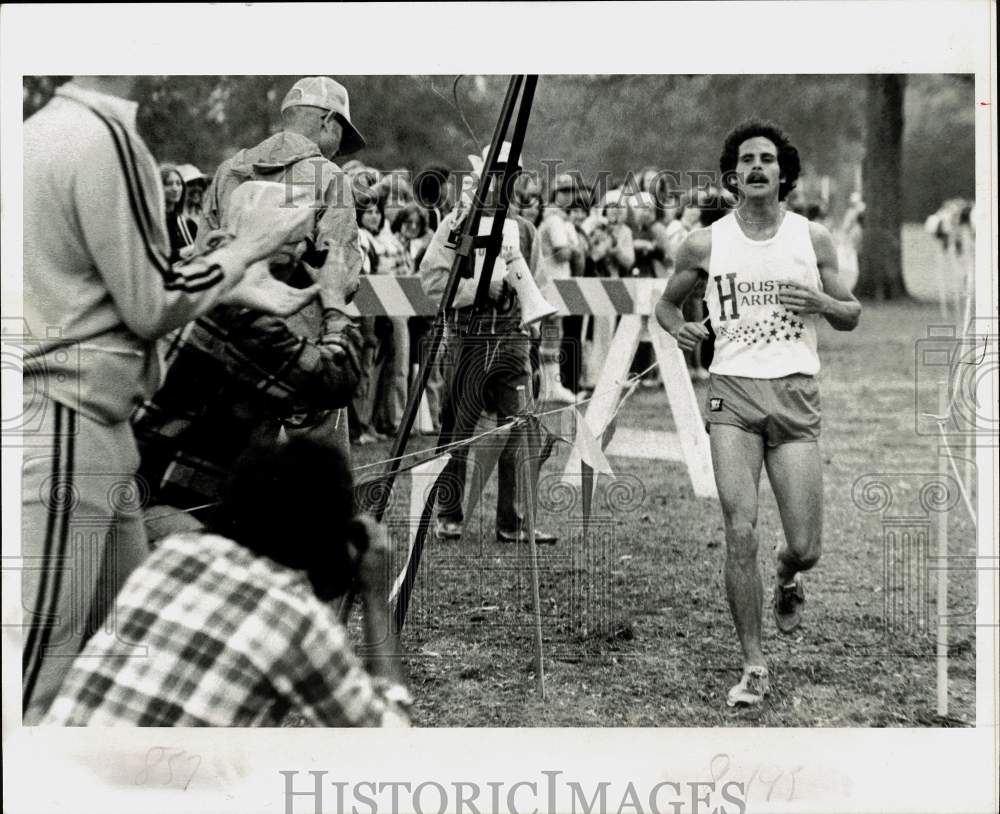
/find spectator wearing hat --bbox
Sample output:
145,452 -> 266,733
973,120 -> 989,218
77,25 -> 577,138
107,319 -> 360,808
134,77 -> 367,522
199,76 -> 365,257
176,163 -> 208,225
420,142 -> 558,545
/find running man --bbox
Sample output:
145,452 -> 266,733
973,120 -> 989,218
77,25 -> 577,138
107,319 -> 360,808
655,119 -> 861,706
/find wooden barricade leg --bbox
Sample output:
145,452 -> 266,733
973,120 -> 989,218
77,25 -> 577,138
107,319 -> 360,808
561,315 -> 644,481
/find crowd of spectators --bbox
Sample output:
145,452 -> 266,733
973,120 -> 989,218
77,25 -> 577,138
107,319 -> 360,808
23,74 -> 878,731
156,156 -> 742,438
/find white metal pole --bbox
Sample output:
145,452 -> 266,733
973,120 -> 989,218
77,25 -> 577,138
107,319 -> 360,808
517,385 -> 546,699
936,379 -> 950,717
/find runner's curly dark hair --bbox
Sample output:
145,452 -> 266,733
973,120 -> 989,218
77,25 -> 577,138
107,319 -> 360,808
719,119 -> 801,202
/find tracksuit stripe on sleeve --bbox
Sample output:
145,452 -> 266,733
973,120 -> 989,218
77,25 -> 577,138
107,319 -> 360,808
107,119 -> 226,289
77,103 -> 225,293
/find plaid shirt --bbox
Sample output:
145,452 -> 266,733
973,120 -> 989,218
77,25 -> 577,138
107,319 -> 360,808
43,533 -> 411,727
133,292 -> 362,509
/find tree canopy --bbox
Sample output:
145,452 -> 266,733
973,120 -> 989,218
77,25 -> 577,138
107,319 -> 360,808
24,74 -> 973,223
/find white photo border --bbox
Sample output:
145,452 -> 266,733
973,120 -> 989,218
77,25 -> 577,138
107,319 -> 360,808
2,2 -> 997,813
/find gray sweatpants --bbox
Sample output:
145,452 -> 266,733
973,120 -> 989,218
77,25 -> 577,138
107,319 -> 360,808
20,397 -> 149,723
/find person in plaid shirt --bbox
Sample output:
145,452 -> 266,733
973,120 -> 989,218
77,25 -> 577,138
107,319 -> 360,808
43,436 -> 412,727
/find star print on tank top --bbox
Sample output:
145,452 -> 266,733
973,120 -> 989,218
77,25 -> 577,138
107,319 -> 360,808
705,210 -> 823,379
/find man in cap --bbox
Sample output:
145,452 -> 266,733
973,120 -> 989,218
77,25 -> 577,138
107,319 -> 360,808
133,77 -> 366,527
20,75 -> 315,721
420,143 -> 557,545
198,75 -> 366,272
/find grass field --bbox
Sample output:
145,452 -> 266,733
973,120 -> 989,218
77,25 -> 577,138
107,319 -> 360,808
351,269 -> 980,728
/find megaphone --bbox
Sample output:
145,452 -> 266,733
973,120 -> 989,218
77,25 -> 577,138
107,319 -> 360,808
503,264 -> 558,328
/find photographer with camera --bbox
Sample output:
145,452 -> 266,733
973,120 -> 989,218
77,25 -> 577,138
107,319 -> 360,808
133,77 -> 369,530
43,435 -> 412,727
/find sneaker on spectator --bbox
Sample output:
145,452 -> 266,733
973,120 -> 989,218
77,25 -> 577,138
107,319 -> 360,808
540,362 -> 578,404
496,527 -> 558,545
435,518 -> 463,540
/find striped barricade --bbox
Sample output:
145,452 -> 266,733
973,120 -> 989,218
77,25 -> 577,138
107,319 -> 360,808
342,276 -> 666,317
343,276 -> 437,317
340,275 -> 714,499
546,278 -> 665,317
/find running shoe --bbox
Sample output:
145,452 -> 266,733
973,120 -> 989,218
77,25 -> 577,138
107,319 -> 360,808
496,528 -> 558,545
726,666 -> 771,707
435,518 -> 464,540
773,576 -> 806,634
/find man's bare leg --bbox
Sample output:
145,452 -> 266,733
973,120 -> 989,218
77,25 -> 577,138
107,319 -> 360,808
764,441 -> 823,584
763,440 -> 823,633
710,425 -> 766,668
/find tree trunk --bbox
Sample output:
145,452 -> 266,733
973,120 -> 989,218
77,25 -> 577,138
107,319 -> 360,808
856,75 -> 908,300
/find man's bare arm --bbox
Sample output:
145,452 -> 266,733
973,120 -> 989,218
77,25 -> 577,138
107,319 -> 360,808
779,223 -> 861,331
654,228 -> 711,351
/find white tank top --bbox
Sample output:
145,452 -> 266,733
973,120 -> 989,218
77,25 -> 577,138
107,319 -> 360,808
706,210 -> 822,378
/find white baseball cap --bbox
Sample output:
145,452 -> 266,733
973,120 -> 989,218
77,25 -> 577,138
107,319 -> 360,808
281,76 -> 366,156
176,163 -> 207,185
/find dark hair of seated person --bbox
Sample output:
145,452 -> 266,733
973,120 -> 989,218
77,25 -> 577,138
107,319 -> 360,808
214,436 -> 367,602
